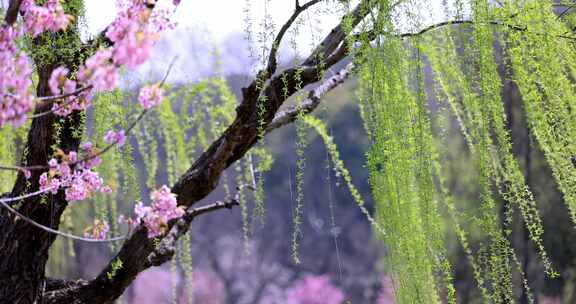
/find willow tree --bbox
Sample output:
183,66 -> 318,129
0,0 -> 574,303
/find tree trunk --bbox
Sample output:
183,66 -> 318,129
0,20 -> 85,302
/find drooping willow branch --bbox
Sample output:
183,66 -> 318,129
264,0 -> 322,77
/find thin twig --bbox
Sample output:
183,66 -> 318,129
0,188 -> 130,243
0,188 -> 54,203
29,85 -> 94,119
264,0 -> 322,77
0,198 -> 129,243
396,19 -> 576,40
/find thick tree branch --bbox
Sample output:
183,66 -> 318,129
303,0 -> 375,66
44,1 -> 374,303
4,0 -> 23,25
147,195 -> 243,266
43,197 -> 241,303
267,62 -> 354,132
0,2 -> 93,301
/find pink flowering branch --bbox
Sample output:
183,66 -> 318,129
29,85 -> 94,119
0,184 -> 129,244
0,56 -> 177,177
0,1 -> 182,302
0,109 -> 147,176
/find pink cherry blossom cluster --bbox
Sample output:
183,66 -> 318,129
105,0 -> 179,66
286,275 -> 345,304
0,26 -> 34,126
39,142 -> 111,202
0,0 -> 180,125
21,0 -> 73,37
138,84 -> 163,109
84,219 -> 110,240
134,185 -> 184,238
0,0 -> 72,125
77,49 -> 118,91
49,66 -> 93,116
104,129 -> 127,147
45,0 -> 176,117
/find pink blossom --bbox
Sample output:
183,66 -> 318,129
104,129 -> 126,147
104,1 -> 166,68
39,172 -> 60,194
81,170 -> 103,191
49,66 -> 69,95
286,275 -> 345,304
67,151 -> 77,163
65,174 -> 89,201
38,145 -> 110,202
78,50 -> 118,91
21,0 -> 72,37
49,66 -> 92,116
0,27 -> 34,126
138,84 -> 163,109
134,202 -> 151,222
134,185 -> 184,238
57,162 -> 72,180
48,158 -> 58,168
80,141 -> 93,151
79,142 -> 102,169
51,82 -> 84,116
111,27 -> 157,68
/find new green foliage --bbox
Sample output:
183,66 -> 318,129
354,2 -> 448,301
347,0 -> 576,301
502,0 -> 576,227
